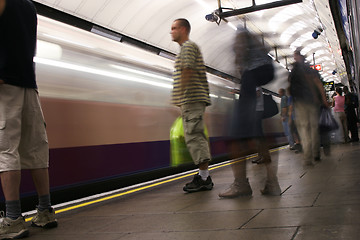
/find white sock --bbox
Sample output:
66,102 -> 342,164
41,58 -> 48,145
199,169 -> 209,181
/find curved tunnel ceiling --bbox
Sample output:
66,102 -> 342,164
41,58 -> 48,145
33,0 -> 347,85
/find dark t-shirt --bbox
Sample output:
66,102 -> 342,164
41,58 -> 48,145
345,92 -> 359,111
289,62 -> 321,104
0,0 -> 37,88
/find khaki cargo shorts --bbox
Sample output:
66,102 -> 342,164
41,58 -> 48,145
180,102 -> 211,165
0,84 -> 49,171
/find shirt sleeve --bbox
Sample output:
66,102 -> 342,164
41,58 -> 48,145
180,42 -> 197,69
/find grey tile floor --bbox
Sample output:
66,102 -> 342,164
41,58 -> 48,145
28,142 -> 360,239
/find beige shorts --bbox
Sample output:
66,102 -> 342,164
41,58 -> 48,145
0,84 -> 49,171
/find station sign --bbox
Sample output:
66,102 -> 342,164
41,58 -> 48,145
310,64 -> 322,71
323,81 -> 335,92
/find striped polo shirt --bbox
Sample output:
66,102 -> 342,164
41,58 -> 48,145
171,40 -> 211,107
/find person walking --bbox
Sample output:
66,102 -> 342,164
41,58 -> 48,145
219,27 -> 281,198
0,0 -> 57,239
287,89 -> 301,152
343,86 -> 359,142
288,49 -> 328,165
170,18 -> 213,193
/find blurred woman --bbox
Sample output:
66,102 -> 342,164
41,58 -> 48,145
219,27 -> 281,198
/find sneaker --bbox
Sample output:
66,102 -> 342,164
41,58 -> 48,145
183,174 -> 214,193
260,180 -> 281,196
31,208 -> 57,229
218,178 -> 252,198
0,213 -> 29,239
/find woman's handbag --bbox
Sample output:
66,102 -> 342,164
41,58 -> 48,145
319,106 -> 339,132
263,94 -> 279,119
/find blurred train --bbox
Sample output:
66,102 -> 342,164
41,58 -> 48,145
1,16 -> 288,211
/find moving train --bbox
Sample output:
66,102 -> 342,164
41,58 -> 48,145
1,16 -> 288,211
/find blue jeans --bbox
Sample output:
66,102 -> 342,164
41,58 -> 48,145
282,118 -> 294,146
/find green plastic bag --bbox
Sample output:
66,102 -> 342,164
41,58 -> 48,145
170,117 -> 209,167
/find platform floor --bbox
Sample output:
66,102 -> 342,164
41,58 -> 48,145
27,141 -> 360,240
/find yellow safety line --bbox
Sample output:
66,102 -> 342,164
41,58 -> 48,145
25,146 -> 287,222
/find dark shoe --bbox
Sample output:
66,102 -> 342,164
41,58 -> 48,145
219,178 -> 252,198
314,156 -> 321,162
256,157 -> 271,164
289,145 -> 296,150
252,156 -> 271,164
183,174 -> 213,193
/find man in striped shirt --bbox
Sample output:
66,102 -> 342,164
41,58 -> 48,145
170,18 -> 213,193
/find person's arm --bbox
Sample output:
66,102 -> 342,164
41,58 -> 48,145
313,74 -> 328,107
288,103 -> 293,122
0,0 -> 5,16
345,93 -> 351,106
280,97 -> 288,121
234,30 -> 249,75
281,106 -> 288,121
181,68 -> 193,92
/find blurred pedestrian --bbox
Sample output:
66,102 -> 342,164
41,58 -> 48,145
219,27 -> 281,198
0,0 -> 57,239
278,88 -> 295,149
287,88 -> 301,152
170,18 -> 213,193
288,49 -> 328,165
332,87 -> 350,143
343,86 -> 359,142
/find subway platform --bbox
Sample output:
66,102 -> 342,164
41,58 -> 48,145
26,141 -> 360,240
